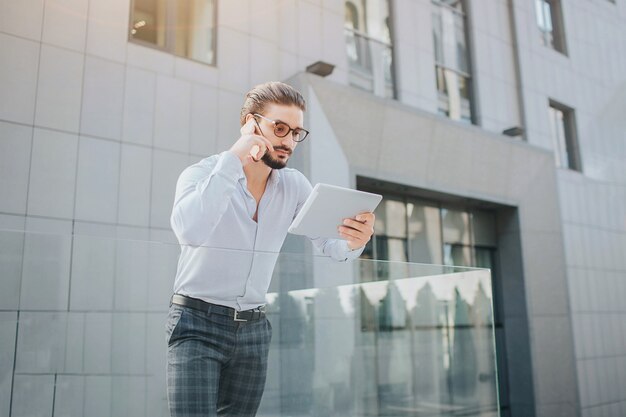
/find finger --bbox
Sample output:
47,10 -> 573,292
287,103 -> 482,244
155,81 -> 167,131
241,119 -> 256,135
355,213 -> 374,225
258,137 -> 274,153
338,226 -> 363,240
250,145 -> 261,161
342,218 -> 368,232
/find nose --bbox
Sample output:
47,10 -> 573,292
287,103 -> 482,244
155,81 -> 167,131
281,132 -> 296,147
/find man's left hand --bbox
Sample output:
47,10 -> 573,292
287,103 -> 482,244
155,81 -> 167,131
338,212 -> 375,251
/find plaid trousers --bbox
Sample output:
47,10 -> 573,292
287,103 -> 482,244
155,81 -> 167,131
165,303 -> 272,417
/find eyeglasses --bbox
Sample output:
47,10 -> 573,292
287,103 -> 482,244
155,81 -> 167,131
253,113 -> 310,142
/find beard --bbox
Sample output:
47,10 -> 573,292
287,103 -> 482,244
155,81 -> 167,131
261,146 -> 291,169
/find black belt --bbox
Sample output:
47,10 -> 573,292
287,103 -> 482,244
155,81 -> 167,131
170,294 -> 266,322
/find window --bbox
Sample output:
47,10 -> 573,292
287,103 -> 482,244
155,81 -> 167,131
344,0 -> 395,99
130,0 -> 217,65
358,188 -> 507,415
432,0 -> 473,123
535,0 -> 567,54
548,101 -> 582,171
362,195 -> 497,269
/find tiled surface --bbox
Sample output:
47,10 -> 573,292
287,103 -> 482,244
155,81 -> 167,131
0,0 -> 624,416
41,0 -> 89,52
122,67 -> 155,146
34,44 -> 84,132
0,0 -> 44,41
0,312 -> 17,417
117,143 -> 152,226
0,33 -> 39,125
0,230 -> 23,310
80,56 -> 125,140
15,312 -> 68,373
27,129 -> 79,218
69,235 -> 116,311
153,76 -> 191,153
84,0 -> 128,63
11,374 -> 55,417
19,230 -> 72,310
0,121 -> 32,215
74,136 -> 121,223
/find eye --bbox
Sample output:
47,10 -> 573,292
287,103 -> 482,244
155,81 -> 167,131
274,123 -> 289,136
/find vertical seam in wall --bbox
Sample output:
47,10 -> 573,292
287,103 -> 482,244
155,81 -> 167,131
8,0 -> 48,413
67,0 -> 92,312
51,373 -> 57,416
508,0 -> 529,141
148,73 -> 158,230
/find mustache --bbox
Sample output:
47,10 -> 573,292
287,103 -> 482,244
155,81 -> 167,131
273,146 -> 292,155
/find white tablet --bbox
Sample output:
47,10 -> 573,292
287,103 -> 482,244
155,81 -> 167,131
288,183 -> 382,240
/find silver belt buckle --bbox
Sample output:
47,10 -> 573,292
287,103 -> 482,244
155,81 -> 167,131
233,310 -> 247,322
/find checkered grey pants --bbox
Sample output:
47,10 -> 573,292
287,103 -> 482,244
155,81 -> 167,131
165,303 -> 272,417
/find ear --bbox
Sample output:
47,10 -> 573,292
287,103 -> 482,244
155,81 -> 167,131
244,113 -> 255,124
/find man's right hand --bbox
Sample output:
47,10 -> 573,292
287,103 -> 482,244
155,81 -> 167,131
230,119 -> 274,166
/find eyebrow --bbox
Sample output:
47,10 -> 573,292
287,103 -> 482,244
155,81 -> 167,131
274,119 -> 305,131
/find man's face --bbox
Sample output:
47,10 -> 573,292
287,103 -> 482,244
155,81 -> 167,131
250,103 -> 304,170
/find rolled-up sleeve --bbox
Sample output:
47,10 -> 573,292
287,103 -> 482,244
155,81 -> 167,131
294,173 -> 365,262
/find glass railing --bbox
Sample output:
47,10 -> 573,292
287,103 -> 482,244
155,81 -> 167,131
0,229 -> 498,416
345,28 -> 395,99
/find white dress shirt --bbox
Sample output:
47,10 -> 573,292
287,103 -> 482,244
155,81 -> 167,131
170,151 -> 364,311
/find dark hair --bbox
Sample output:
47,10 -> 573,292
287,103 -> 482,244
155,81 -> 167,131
240,81 -> 306,126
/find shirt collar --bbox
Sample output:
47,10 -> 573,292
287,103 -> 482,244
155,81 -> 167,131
238,167 -> 281,186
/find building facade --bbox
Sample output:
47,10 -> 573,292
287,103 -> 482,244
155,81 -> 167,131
0,0 -> 625,416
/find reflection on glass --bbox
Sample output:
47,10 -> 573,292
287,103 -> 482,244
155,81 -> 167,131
535,0 -> 554,46
0,230 -> 497,417
131,0 -> 167,47
130,0 -> 217,65
472,210 -> 497,247
432,0 -> 472,123
175,0 -> 216,65
408,202 -> 443,264
344,0 -> 394,98
266,252 -> 498,416
444,242 -> 472,267
442,208 -> 471,245
535,0 -> 566,52
548,105 -> 569,169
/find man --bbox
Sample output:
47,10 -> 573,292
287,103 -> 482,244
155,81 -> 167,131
166,81 -> 375,417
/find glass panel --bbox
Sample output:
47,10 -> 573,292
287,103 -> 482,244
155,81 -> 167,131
345,0 -> 394,98
373,198 -> 407,238
407,201 -> 443,264
432,8 -> 444,64
345,30 -> 394,99
345,1 -> 360,30
174,0 -> 216,65
474,247 -> 494,269
0,229 -> 496,416
548,105 -> 569,168
384,199 -> 407,238
432,0 -> 466,71
130,0 -> 167,47
444,242 -> 472,267
440,68 -> 471,122
454,12 -> 468,73
472,210 -> 497,247
442,208 -> 471,245
363,0 -> 391,44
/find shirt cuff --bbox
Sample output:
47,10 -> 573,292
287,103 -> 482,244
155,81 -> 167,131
343,240 -> 365,260
215,151 -> 245,181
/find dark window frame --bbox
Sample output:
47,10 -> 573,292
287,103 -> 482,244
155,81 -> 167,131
431,0 -> 476,125
548,99 -> 582,172
535,0 -> 568,55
